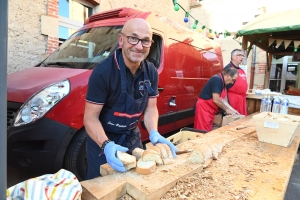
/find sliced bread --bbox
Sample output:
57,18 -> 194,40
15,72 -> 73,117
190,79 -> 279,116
156,143 -> 175,165
116,151 -> 137,170
155,143 -> 169,159
132,147 -> 145,160
136,158 -> 156,175
142,149 -> 163,165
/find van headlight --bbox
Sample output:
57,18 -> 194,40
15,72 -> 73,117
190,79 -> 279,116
13,80 -> 70,127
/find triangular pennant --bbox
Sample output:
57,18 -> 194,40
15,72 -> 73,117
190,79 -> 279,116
269,38 -> 275,46
284,40 -> 292,49
294,41 -> 300,48
276,39 -> 283,47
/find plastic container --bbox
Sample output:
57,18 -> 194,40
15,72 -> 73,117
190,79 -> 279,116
260,96 -> 267,112
272,96 -> 281,113
266,95 -> 272,112
280,98 -> 289,114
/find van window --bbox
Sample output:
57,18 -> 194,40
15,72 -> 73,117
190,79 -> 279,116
147,34 -> 162,69
39,26 -> 122,69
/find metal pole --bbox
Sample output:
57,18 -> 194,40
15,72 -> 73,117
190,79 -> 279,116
0,0 -> 8,198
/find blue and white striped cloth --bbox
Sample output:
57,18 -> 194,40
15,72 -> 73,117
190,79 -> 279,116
7,169 -> 82,200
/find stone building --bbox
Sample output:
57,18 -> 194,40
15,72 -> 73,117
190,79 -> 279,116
7,0 -> 300,92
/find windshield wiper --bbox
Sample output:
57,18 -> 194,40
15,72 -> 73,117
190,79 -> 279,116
45,62 -> 76,68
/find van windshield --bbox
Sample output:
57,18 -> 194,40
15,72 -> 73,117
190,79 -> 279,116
39,26 -> 122,69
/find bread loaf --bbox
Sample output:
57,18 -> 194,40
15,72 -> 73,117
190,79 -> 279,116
188,144 -> 213,168
136,158 -> 156,175
116,151 -> 137,170
209,138 -> 225,159
132,147 -> 145,160
142,149 -> 163,165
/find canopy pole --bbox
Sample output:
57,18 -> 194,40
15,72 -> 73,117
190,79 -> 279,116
264,52 -> 273,89
0,0 -> 8,198
250,44 -> 256,90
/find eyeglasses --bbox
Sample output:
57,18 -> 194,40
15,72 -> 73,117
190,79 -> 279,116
236,54 -> 245,57
121,32 -> 153,48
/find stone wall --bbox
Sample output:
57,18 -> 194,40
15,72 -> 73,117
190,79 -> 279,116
8,0 -> 48,74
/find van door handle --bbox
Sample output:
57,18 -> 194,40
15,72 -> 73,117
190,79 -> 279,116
158,87 -> 164,92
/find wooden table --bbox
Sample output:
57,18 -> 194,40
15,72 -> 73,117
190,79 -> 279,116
80,115 -> 300,200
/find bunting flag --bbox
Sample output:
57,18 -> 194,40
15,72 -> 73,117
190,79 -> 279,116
294,41 -> 300,48
284,40 -> 292,49
276,39 -> 283,48
268,38 -> 276,46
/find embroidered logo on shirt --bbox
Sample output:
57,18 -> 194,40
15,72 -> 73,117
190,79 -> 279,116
139,81 -> 145,96
239,73 -> 247,80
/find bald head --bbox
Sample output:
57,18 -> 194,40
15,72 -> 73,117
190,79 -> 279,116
122,18 -> 152,36
119,18 -> 153,69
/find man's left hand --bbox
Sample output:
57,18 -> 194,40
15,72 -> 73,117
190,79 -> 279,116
149,130 -> 178,158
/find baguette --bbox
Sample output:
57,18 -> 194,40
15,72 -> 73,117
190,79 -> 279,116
116,151 -> 137,170
209,138 -> 225,160
188,144 -> 213,168
136,158 -> 156,175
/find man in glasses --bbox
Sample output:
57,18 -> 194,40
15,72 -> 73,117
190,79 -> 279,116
194,67 -> 238,132
223,49 -> 248,116
83,18 -> 177,180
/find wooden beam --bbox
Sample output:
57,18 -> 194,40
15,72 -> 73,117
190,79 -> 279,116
242,36 -> 248,50
271,51 -> 295,56
264,52 -> 272,89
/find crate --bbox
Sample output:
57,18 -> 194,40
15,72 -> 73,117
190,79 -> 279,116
252,112 -> 300,147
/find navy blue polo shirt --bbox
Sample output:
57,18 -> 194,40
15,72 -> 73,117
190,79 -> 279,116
86,49 -> 159,115
199,74 -> 224,100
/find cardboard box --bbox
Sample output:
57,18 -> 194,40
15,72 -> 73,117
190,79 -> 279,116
222,115 -> 245,126
252,112 -> 300,147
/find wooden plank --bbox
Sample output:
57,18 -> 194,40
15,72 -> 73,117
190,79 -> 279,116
228,134 -> 300,200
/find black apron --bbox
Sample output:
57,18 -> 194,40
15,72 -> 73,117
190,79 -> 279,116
85,51 -> 154,179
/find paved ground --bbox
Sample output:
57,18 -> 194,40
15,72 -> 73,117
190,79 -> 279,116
284,149 -> 300,200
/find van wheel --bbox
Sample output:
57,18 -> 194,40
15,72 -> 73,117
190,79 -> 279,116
63,128 -> 87,181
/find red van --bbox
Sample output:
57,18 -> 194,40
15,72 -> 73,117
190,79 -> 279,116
7,7 -> 223,180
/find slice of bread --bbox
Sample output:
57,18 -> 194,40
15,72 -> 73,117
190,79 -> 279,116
209,138 -> 225,160
132,147 -> 145,160
188,144 -> 213,168
136,158 -> 156,175
149,146 -> 161,155
142,149 -> 163,165
155,143 -> 169,159
156,143 -> 176,165
116,151 -> 137,170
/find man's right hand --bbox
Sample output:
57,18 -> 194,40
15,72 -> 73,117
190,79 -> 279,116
104,141 -> 128,172
225,108 -> 236,115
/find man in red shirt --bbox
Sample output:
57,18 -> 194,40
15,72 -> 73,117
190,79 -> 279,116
223,49 -> 248,116
194,67 -> 239,132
